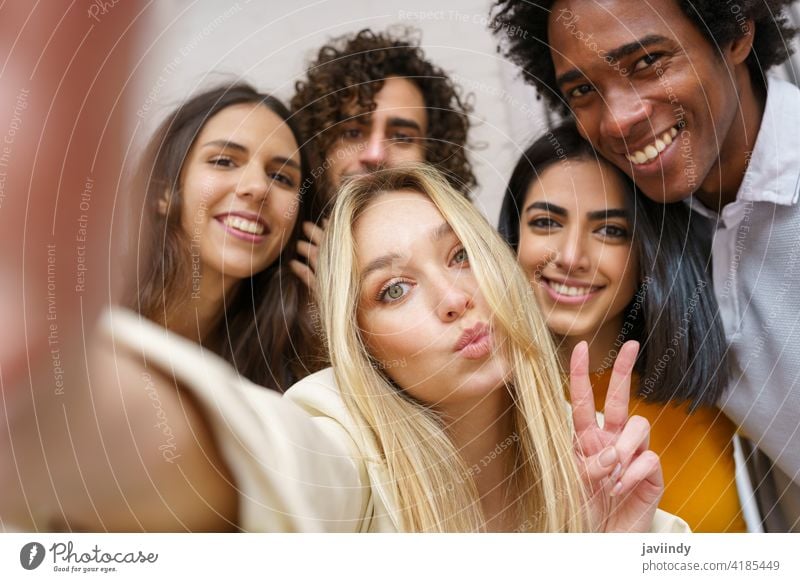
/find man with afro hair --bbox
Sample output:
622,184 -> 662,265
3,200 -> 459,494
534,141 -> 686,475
289,28 -> 475,288
493,0 -> 800,531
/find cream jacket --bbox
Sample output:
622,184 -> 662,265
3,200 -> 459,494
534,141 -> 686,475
107,308 -> 690,533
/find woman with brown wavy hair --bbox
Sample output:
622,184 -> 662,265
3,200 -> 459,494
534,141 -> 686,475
132,83 -> 323,391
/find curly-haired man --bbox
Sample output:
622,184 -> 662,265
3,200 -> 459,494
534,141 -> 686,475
493,0 -> 800,531
289,28 -> 475,287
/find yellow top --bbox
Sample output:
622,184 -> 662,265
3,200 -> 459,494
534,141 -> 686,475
589,369 -> 746,532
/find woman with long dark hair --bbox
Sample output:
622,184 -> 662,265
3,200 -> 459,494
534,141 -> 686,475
498,124 -> 744,531
131,83 -> 323,390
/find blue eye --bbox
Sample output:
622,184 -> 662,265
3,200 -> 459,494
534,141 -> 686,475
451,247 -> 468,265
379,280 -> 412,303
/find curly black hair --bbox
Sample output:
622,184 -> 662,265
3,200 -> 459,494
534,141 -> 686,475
491,0 -> 797,114
290,28 -> 475,208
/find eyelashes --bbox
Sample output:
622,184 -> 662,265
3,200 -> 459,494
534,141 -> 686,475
377,279 -> 414,303
373,246 -> 470,304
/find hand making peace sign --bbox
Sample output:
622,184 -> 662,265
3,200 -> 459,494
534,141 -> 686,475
569,340 -> 664,532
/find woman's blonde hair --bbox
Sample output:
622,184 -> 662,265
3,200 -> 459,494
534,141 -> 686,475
317,164 -> 588,531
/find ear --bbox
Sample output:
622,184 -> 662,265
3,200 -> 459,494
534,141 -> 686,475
726,18 -> 755,66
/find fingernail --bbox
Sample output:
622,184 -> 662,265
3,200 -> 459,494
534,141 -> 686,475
610,481 -> 623,497
599,447 -> 617,467
610,463 -> 622,482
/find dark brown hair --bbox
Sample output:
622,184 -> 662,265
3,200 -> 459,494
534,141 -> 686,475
130,83 -> 324,391
498,123 -> 730,409
492,0 -> 797,115
291,28 -> 476,208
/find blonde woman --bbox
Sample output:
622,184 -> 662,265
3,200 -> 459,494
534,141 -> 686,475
1,166 -> 687,532
314,164 -> 682,532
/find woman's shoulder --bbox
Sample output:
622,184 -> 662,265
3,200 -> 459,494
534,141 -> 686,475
285,367 -> 339,400
285,368 -> 382,461
285,367 -> 347,411
101,308 -> 373,531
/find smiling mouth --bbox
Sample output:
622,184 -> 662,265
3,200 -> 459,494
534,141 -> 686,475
218,215 -> 266,236
542,278 -> 603,300
625,125 -> 679,166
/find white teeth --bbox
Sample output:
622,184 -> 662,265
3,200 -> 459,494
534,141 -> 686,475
626,126 -> 679,165
222,216 -> 264,235
549,281 -> 595,297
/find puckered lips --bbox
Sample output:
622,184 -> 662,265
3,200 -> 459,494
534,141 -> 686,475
539,275 -> 604,305
454,322 -> 493,360
214,211 -> 271,243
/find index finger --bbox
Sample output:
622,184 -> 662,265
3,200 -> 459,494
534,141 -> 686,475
602,340 -> 639,433
303,221 -> 326,246
569,341 -> 599,434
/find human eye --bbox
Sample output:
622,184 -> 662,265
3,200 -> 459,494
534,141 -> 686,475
527,216 -> 561,231
568,83 -> 594,99
632,52 -> 664,72
341,127 -> 363,141
209,155 -> 235,167
377,279 -> 413,303
597,224 -> 629,239
449,246 -> 469,266
390,131 -> 416,144
268,172 -> 295,187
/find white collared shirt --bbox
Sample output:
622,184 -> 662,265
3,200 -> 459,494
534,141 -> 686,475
686,76 -> 800,484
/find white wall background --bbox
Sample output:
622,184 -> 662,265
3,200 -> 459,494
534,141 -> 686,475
132,0 -> 800,222
132,0 -> 552,224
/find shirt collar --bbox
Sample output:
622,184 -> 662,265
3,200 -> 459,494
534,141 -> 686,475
686,76 -> 800,219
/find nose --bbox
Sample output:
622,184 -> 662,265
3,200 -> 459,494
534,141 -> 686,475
599,85 -> 653,141
552,229 -> 591,274
235,161 -> 269,200
358,127 -> 388,170
434,274 -> 475,322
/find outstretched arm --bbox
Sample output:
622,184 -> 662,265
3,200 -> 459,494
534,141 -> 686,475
0,3 -> 236,532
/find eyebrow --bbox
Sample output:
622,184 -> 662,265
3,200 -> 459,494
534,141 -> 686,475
525,201 -> 628,221
361,252 -> 403,280
202,139 -> 248,152
525,201 -> 567,216
387,117 -> 423,133
587,208 -> 628,220
360,222 -> 454,281
201,140 -> 300,170
431,222 -> 454,241
351,116 -> 423,133
555,34 -> 670,89
272,156 -> 301,171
